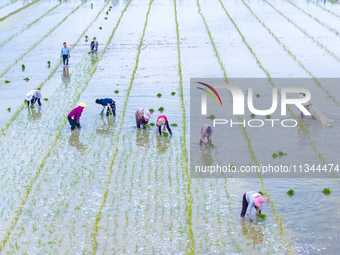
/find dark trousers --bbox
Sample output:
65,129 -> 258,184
136,118 -> 146,128
240,193 -> 261,217
63,55 -> 69,66
158,122 -> 172,135
68,116 -> 80,130
27,98 -> 41,107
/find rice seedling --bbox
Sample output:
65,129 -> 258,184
257,213 -> 267,221
250,114 -> 255,118
158,107 -> 164,112
162,131 -> 169,137
278,151 -> 287,156
272,153 -> 278,158
207,114 -> 215,120
30,104 -> 34,108
0,0 -> 89,79
93,37 -> 97,40
105,17 -> 108,20
106,11 -> 109,15
47,61 -> 51,67
174,0 -> 194,251
207,142 -> 214,147
110,5 -> 112,8
266,115 -> 271,119
88,52 -> 91,54
21,64 -> 25,69
114,90 -> 119,94
256,94 -> 260,98
258,191 -> 264,195
1,1 -> 64,47
322,188 -> 331,195
23,77 -> 30,82
99,26 -> 102,30
91,3 -> 93,8
263,0 -> 340,64
170,123 -> 177,127
7,108 -> 11,112
286,189 -> 294,196
43,98 -> 48,101
0,0 -> 40,23
1,1 -> 109,137
157,93 -> 162,97
4,80 -> 10,83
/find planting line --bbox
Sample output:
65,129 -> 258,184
0,0 -> 88,78
241,0 -> 339,179
286,0 -> 340,36
0,0 -> 129,250
87,0 -> 153,253
0,0 -> 66,47
262,0 -> 340,63
0,0 -> 19,10
197,0 -> 293,253
174,0 -> 195,253
307,0 -> 340,19
0,0 -> 110,137
239,1 -> 340,107
0,0 -> 41,22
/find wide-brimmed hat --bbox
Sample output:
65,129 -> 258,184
254,195 -> 264,207
157,117 -> 165,126
78,102 -> 88,108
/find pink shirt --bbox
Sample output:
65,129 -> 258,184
201,124 -> 213,140
69,106 -> 83,123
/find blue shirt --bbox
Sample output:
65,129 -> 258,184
61,47 -> 70,55
101,98 -> 112,105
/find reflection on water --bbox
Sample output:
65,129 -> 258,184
136,129 -> 150,148
111,0 -> 119,6
241,220 -> 264,245
90,53 -> 99,66
156,135 -> 170,154
96,116 -> 115,135
199,145 -> 213,166
68,131 -> 86,153
27,107 -> 42,122
62,67 -> 70,88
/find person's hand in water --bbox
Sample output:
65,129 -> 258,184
250,219 -> 253,222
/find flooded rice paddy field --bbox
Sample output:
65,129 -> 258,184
1,0 -> 340,254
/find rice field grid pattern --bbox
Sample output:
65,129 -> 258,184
1,0 -> 340,254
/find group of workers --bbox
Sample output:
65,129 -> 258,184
61,40 -> 99,67
26,42 -> 317,223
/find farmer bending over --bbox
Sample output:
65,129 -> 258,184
135,108 -> 150,128
90,40 -> 99,53
156,115 -> 172,136
68,102 -> 87,130
95,98 -> 116,116
240,191 -> 265,222
61,42 -> 70,66
26,90 -> 42,107
200,124 -> 213,145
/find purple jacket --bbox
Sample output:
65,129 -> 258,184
69,106 -> 83,123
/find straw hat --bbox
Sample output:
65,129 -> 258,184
78,102 -> 88,108
157,117 -> 165,126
